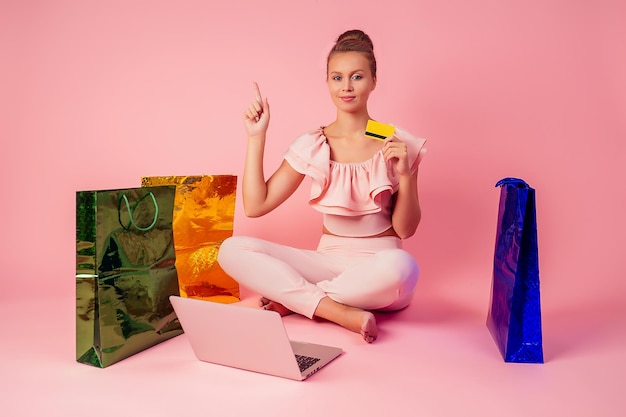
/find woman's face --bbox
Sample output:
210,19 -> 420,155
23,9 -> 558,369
327,52 -> 376,114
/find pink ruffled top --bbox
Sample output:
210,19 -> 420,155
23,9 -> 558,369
284,126 -> 427,237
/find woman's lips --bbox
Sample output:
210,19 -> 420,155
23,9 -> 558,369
340,96 -> 355,102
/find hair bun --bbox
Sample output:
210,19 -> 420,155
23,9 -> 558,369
336,30 -> 373,51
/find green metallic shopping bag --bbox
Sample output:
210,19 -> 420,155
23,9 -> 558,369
76,186 -> 183,368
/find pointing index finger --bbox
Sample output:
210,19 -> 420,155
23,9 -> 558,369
253,81 -> 263,102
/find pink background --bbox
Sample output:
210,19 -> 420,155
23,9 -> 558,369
1,1 -> 625,416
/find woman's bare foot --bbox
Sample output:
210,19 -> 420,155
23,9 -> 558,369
259,297 -> 293,316
314,297 -> 378,343
359,312 -> 377,343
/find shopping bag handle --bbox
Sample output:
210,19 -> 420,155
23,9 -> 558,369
495,178 -> 530,189
118,192 -> 159,231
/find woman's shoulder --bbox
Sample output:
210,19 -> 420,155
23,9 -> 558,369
391,124 -> 427,169
286,127 -> 328,154
291,127 -> 326,143
283,127 -> 330,177
393,125 -> 426,147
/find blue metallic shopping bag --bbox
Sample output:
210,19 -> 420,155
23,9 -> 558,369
486,178 -> 544,363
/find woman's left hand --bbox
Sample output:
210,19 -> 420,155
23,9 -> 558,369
383,135 -> 411,176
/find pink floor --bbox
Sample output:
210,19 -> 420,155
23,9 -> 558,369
2,277 -> 625,417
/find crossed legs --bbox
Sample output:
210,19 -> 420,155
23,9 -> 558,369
218,235 -> 418,343
260,296 -> 378,343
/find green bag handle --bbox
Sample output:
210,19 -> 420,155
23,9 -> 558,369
118,192 -> 159,231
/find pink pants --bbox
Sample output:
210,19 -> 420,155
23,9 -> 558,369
217,234 -> 419,319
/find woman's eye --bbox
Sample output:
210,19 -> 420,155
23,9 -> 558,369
333,75 -> 342,81
352,74 -> 362,80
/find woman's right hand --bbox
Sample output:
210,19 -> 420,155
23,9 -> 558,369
243,82 -> 270,138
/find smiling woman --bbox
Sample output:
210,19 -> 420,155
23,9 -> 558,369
326,50 -> 377,116
217,29 -> 427,343
325,31 -> 377,118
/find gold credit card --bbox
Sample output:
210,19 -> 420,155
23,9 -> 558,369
365,120 -> 395,141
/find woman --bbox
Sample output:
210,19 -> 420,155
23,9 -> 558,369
218,29 -> 426,343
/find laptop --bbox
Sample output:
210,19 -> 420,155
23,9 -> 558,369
169,296 -> 344,381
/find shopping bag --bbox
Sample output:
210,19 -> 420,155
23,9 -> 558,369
486,178 -> 544,363
76,186 -> 183,368
141,175 -> 239,303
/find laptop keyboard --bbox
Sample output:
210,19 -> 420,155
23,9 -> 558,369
295,354 -> 321,372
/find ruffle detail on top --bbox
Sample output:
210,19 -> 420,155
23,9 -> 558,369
283,126 -> 427,217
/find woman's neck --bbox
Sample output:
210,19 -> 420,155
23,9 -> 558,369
328,110 -> 371,138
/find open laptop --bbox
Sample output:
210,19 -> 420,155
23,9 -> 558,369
169,296 -> 343,381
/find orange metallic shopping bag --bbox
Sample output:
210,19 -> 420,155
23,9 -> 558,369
142,175 -> 239,303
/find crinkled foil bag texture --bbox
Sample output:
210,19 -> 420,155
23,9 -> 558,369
76,186 -> 182,368
486,178 -> 543,364
141,175 -> 239,303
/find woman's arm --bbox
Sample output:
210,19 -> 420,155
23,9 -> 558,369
243,156 -> 304,218
241,82 -> 305,217
383,136 -> 421,239
390,170 -> 421,239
